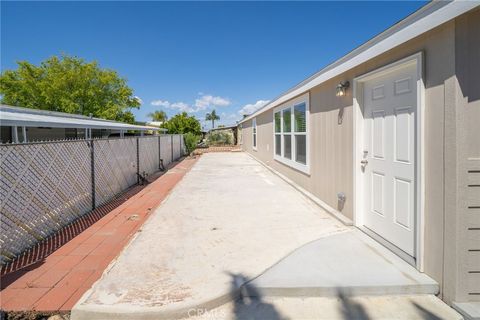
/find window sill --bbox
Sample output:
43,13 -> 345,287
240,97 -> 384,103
274,155 -> 310,175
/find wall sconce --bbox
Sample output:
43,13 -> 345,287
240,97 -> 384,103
336,81 -> 350,97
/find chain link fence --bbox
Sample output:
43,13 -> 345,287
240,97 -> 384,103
0,134 -> 185,265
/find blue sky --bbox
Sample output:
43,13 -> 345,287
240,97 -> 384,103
1,1 -> 427,129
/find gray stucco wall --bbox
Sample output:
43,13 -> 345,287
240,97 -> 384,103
241,8 -> 480,304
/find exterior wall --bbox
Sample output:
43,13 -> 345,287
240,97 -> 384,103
450,8 -> 480,303
242,9 -> 480,303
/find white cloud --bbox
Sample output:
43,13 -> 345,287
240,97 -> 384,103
170,102 -> 194,113
150,94 -> 231,114
150,99 -> 194,112
238,100 -> 270,116
151,100 -> 170,107
134,96 -> 143,104
195,95 -> 231,110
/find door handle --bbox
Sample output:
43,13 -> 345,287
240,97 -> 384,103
360,160 -> 368,165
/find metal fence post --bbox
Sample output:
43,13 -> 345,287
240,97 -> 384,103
90,139 -> 96,210
136,137 -> 140,184
171,135 -> 174,162
180,134 -> 185,157
158,135 -> 162,170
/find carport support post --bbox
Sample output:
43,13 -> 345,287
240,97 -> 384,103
22,127 -> 27,143
136,137 -> 140,184
171,135 -> 174,162
90,139 -> 96,210
12,126 -> 18,143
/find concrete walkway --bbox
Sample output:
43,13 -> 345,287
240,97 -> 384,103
72,153 -> 459,319
72,153 -> 349,319
190,295 -> 462,320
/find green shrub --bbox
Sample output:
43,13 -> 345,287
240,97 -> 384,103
207,131 -> 232,145
183,132 -> 200,154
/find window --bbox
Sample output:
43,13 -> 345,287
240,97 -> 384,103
274,112 -> 281,155
294,103 -> 307,164
282,108 -> 292,159
273,93 -> 309,173
252,118 -> 257,150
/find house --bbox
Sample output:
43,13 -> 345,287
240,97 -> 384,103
146,121 -> 164,127
238,1 -> 479,317
0,104 -> 166,143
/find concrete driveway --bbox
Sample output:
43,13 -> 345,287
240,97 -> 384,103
72,152 -> 460,319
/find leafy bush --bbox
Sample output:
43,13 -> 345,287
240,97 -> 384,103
207,131 -> 232,145
183,132 -> 200,154
161,112 -> 201,135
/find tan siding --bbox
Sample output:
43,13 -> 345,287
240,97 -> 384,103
455,8 -> 480,303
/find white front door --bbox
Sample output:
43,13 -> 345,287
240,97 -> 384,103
361,62 -> 417,257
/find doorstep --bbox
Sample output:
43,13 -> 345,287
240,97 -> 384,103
250,229 -> 439,297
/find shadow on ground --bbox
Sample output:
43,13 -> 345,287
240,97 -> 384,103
411,301 -> 445,320
226,274 -> 374,320
337,290 -> 370,320
228,273 -> 288,320
224,274 -> 446,320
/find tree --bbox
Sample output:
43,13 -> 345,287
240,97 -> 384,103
205,109 -> 220,129
161,112 -> 201,135
148,110 -> 168,123
0,54 -> 140,123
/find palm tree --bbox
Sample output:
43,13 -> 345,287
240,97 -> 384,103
148,110 -> 168,123
206,109 -> 220,129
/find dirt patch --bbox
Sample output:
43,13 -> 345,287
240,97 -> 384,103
2,311 -> 69,320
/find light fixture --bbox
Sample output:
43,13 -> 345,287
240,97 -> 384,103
336,81 -> 350,97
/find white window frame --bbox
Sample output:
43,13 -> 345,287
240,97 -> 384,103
252,118 -> 257,151
273,92 -> 310,174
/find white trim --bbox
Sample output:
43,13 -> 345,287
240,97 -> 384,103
353,52 -> 425,270
252,118 -> 257,151
240,1 -> 478,125
273,92 -> 310,175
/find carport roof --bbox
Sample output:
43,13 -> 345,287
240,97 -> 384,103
0,105 -> 164,131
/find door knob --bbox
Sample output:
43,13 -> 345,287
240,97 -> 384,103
360,160 -> 368,165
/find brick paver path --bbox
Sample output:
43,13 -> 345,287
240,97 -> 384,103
0,156 -> 198,312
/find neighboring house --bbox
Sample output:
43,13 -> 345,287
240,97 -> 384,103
146,121 -> 164,127
145,121 -> 168,135
239,2 -> 479,317
0,105 -> 165,143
